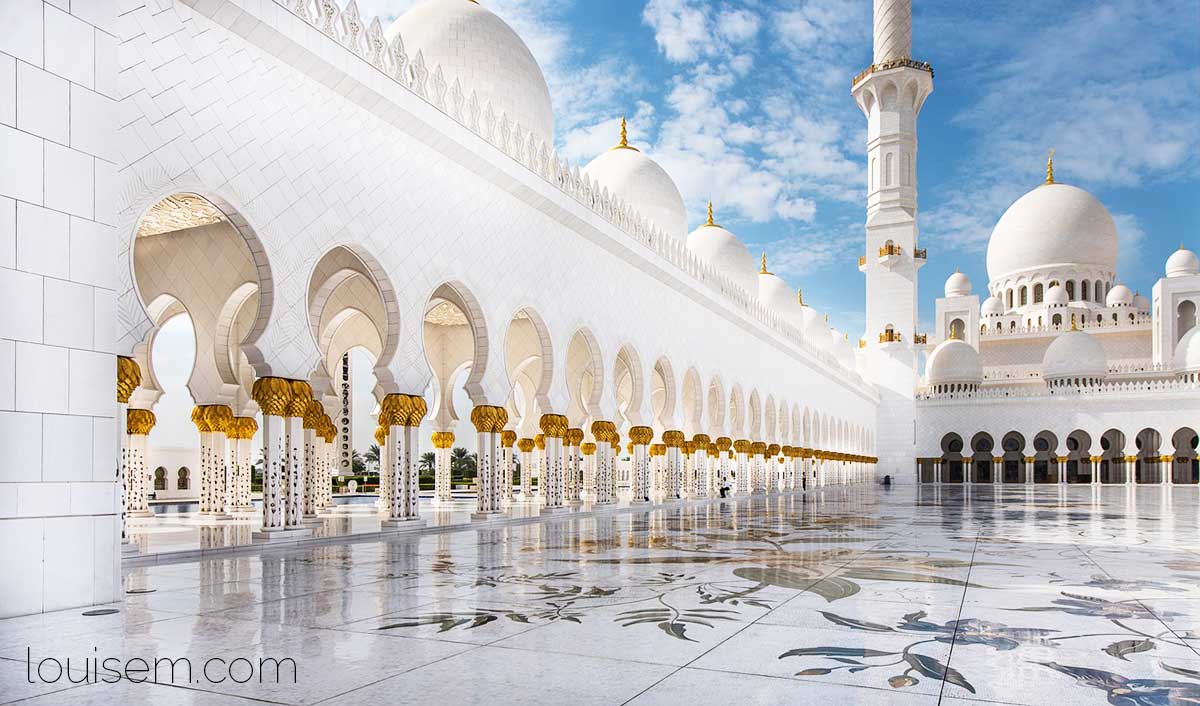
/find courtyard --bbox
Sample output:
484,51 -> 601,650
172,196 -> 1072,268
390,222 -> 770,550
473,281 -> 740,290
2,484 -> 1197,705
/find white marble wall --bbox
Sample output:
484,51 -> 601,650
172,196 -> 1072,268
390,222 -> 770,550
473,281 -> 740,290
0,0 -> 120,618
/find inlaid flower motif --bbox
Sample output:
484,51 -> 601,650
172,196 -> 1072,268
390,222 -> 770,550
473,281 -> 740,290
1036,661 -> 1200,706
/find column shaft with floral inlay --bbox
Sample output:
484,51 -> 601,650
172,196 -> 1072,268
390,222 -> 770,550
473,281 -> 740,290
252,377 -> 292,532
432,430 -> 455,504
628,426 -> 652,503
471,405 -> 508,516
565,428 -> 583,503
592,421 -> 617,505
125,408 -> 155,518
116,357 -> 142,542
517,437 -> 535,498
283,381 -> 311,528
539,414 -> 568,510
382,393 -> 426,526
501,430 -> 517,503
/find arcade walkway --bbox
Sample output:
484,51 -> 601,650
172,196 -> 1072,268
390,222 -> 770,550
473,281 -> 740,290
2,484 -> 1198,705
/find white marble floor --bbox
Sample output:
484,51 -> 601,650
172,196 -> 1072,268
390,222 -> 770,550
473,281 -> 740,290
3,484 -> 1199,705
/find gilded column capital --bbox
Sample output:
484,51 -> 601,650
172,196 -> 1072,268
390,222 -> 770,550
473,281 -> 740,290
662,430 -> 684,448
502,430 -> 518,447
580,442 -> 596,456
565,427 -> 584,446
431,431 -> 455,449
252,377 -> 293,417
626,442 -> 634,455
381,393 -> 428,427
534,434 -> 545,450
126,408 -> 156,435
116,356 -> 141,403
302,399 -> 324,430
198,404 -> 233,434
715,436 -> 732,452
590,420 -> 616,443
470,404 -> 508,433
1056,456 -> 1068,463
286,380 -> 313,418
628,425 -> 653,446
1090,456 -> 1104,463
733,439 -> 750,454
517,437 -> 535,453
992,456 -> 1003,463
1123,455 -> 1138,463
650,443 -> 665,457
538,413 -> 568,438
190,405 -> 211,433
682,441 -> 696,455
374,425 -> 386,446
692,433 -> 711,446
707,443 -> 719,457
750,442 -> 767,457
767,443 -> 780,457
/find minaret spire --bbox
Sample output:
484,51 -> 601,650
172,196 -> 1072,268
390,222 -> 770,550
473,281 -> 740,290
611,116 -> 638,152
759,252 -> 770,275
1045,148 -> 1055,185
704,201 -> 717,227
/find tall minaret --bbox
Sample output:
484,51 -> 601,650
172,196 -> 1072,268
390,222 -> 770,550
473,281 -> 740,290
852,0 -> 933,476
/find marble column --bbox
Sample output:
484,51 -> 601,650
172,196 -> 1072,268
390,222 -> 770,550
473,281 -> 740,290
251,377 -> 303,539
733,440 -> 750,495
501,430 -> 517,503
194,405 -> 232,518
716,437 -> 732,491
681,441 -> 695,498
282,382 -> 312,529
608,430 -> 621,502
471,405 -> 509,518
629,426 -> 652,504
592,421 -> 617,505
431,431 -> 455,504
1025,456 -> 1035,486
933,458 -> 942,485
1124,455 -> 1137,485
992,456 -> 1002,485
649,444 -> 664,498
581,443 -> 596,500
662,430 -> 684,500
116,357 -> 142,549
517,437 -> 535,498
692,434 -> 710,497
125,409 -> 155,518
766,444 -> 780,492
565,428 -> 583,503
228,417 -> 258,511
1057,456 -> 1068,485
302,400 -> 324,522
381,393 -> 427,529
534,434 -> 546,498
374,425 -> 388,511
750,442 -> 767,493
1160,455 -> 1173,486
538,413 -> 568,513
1090,456 -> 1103,486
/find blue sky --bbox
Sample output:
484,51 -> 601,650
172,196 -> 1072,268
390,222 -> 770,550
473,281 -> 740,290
365,0 -> 1198,335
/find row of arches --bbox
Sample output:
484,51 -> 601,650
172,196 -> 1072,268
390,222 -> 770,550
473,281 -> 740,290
1001,277 -> 1109,309
923,428 -> 1199,484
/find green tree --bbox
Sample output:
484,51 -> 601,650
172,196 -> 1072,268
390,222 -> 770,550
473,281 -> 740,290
450,446 -> 477,480
351,449 -> 366,475
418,451 -> 436,484
364,444 -> 380,468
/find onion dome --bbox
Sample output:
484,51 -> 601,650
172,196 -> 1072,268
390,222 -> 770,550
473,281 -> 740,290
1045,284 -> 1069,307
756,253 -> 803,326
583,118 -> 687,240
944,269 -> 971,297
1042,327 -> 1107,386
1166,245 -> 1199,278
981,295 -> 1004,316
797,301 -> 828,350
686,203 -> 758,294
986,154 -> 1117,283
1133,291 -> 1150,311
926,338 -> 982,388
1105,283 -> 1134,307
389,0 -> 554,146
1174,326 -> 1200,375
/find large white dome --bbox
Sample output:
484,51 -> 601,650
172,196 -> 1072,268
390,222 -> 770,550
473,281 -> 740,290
986,183 -> 1118,283
757,266 -> 803,328
981,295 -> 1003,316
926,339 -> 982,387
1106,284 -> 1133,307
1042,329 -> 1107,383
389,0 -> 554,147
1174,326 -> 1200,374
583,125 -> 687,240
686,206 -> 757,294
1166,246 -> 1199,278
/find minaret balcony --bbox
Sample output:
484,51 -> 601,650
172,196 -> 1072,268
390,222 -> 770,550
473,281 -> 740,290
877,244 -> 902,269
878,329 -> 903,345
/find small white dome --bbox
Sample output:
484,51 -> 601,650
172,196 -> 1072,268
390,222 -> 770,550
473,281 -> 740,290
1045,284 -> 1069,307
1166,246 -> 1199,278
1105,283 -> 1134,307
1174,326 -> 1200,374
687,206 -> 758,294
583,124 -> 687,240
758,268 -> 803,327
926,339 -> 982,386
801,306 -> 831,350
981,295 -> 1004,316
986,182 -> 1118,283
389,0 -> 554,147
1133,292 -> 1150,311
944,270 -> 972,297
1043,329 -> 1107,382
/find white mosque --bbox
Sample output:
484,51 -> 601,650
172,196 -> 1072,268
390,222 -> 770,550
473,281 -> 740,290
0,0 -> 1195,620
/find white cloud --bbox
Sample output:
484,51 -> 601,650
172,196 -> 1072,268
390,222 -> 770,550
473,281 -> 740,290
642,0 -> 712,63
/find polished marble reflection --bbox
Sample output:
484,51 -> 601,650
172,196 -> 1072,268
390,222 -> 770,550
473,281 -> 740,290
2,484 -> 1198,705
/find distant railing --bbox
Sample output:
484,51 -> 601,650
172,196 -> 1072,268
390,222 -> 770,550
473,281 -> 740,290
852,57 -> 934,87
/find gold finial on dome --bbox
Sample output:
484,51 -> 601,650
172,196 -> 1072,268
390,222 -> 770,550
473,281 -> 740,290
1070,313 -> 1078,331
611,116 -> 639,152
705,201 -> 719,227
796,288 -> 804,306
1045,148 -> 1055,185
759,252 -> 771,275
